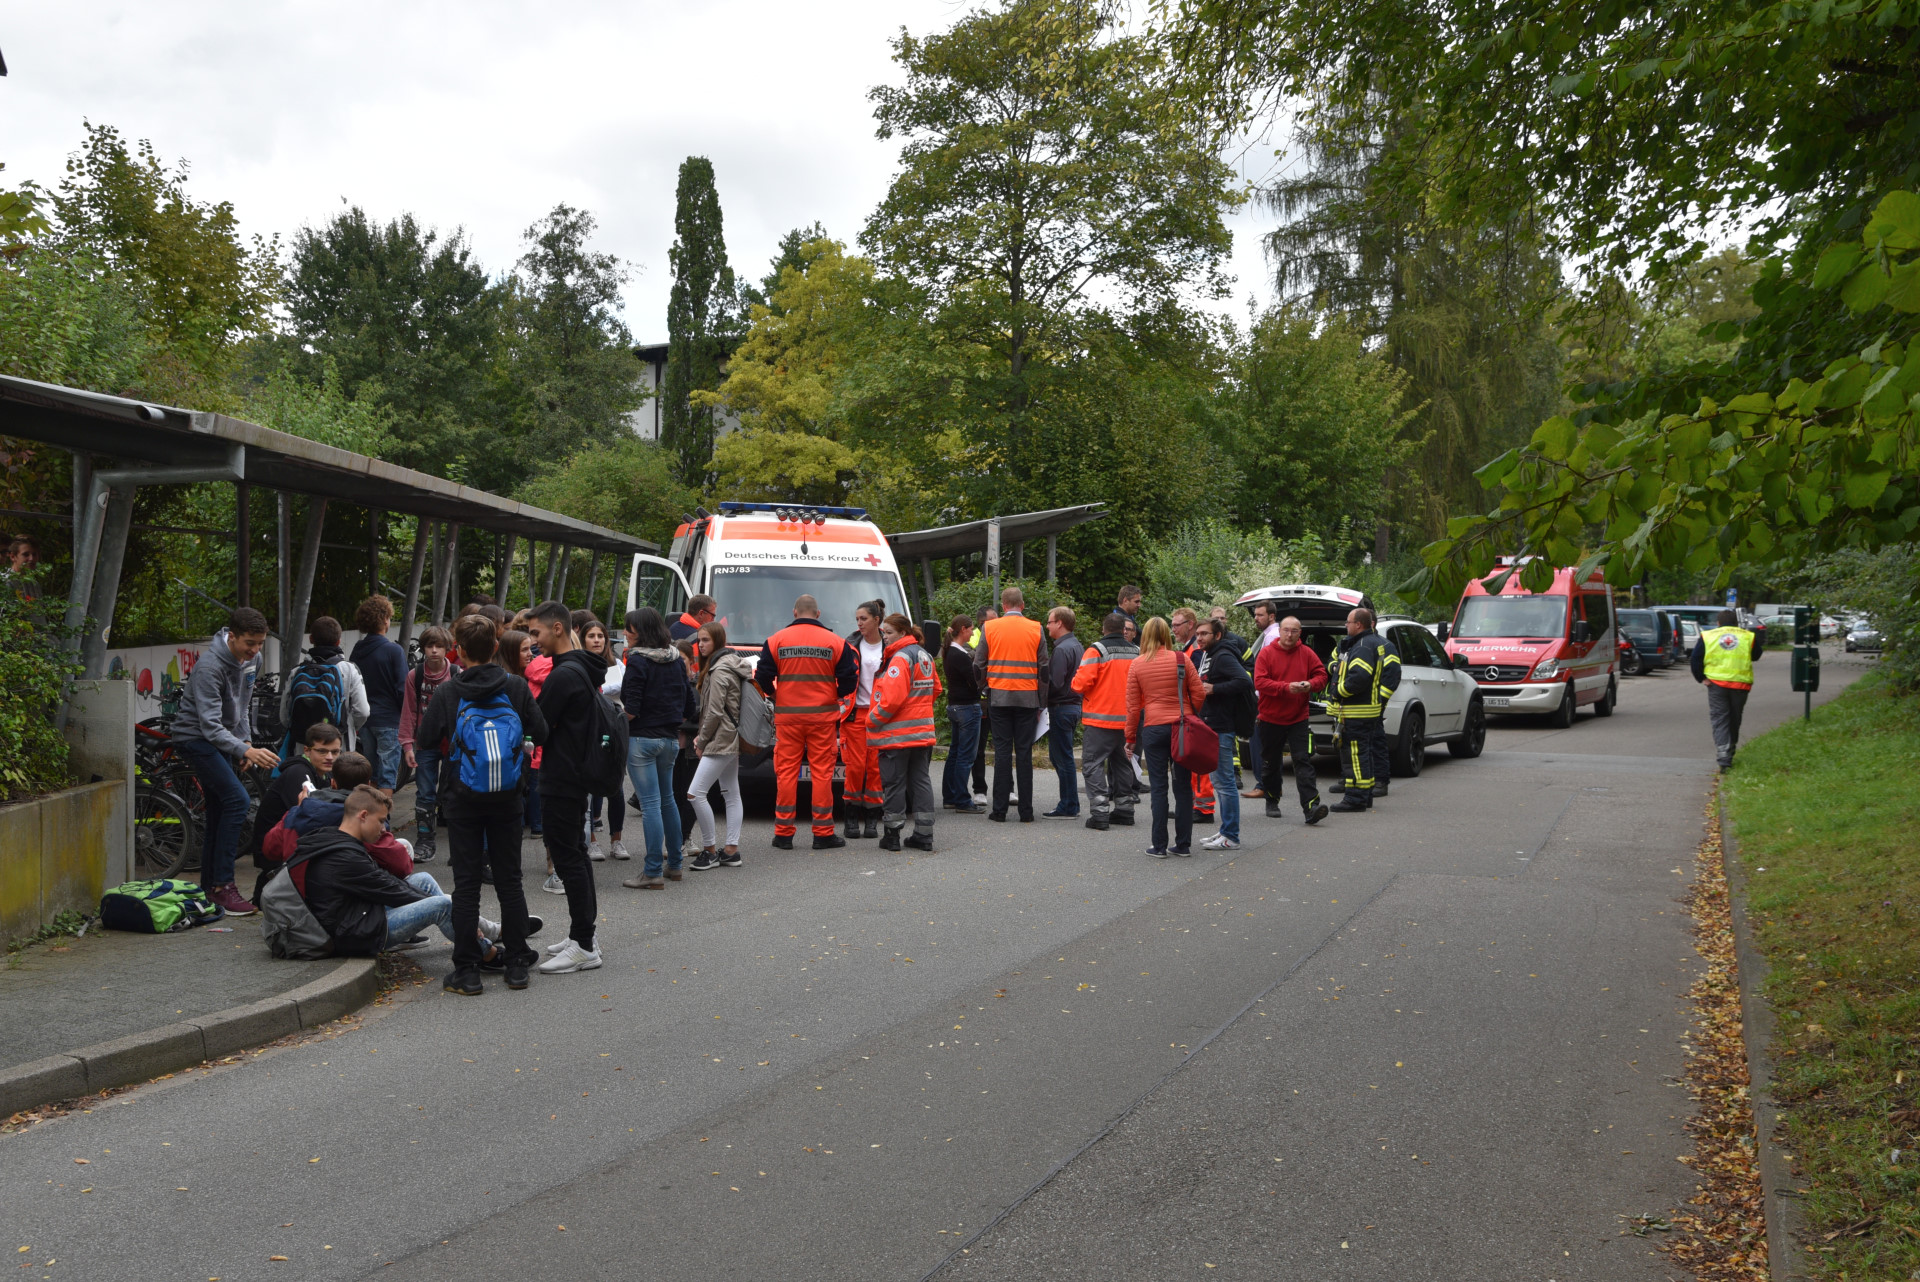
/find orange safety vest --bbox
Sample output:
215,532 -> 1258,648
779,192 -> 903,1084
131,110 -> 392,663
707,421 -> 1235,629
765,621 -> 848,723
1072,636 -> 1138,731
981,613 -> 1045,694
868,638 -> 941,749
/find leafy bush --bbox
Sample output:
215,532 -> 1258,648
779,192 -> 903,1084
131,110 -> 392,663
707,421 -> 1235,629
924,575 -> 1088,643
1141,517 -> 1437,624
0,586 -> 81,801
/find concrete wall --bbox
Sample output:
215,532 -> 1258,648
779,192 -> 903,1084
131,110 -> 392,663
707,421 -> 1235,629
62,678 -> 135,887
0,782 -> 125,943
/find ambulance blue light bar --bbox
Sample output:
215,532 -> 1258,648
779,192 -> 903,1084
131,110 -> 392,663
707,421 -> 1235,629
716,501 -> 870,521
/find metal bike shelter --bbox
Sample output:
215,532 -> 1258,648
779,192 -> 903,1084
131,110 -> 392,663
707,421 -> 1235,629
0,375 -> 656,683
885,502 -> 1107,619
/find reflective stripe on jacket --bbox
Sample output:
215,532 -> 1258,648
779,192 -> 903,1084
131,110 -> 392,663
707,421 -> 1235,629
1700,627 -> 1756,689
1330,631 -> 1401,719
981,614 -> 1046,693
1073,635 -> 1138,731
759,621 -> 853,722
868,638 -> 941,749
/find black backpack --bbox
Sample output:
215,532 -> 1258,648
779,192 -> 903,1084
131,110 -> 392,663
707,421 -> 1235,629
581,688 -> 630,797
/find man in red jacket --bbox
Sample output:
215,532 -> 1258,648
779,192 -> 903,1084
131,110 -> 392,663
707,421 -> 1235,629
1252,616 -> 1330,825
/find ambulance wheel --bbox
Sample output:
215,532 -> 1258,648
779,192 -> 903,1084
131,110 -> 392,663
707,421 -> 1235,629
1548,683 -> 1576,729
1594,678 -> 1616,717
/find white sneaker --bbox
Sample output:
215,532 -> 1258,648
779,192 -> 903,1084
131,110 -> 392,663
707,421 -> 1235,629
589,839 -> 607,862
609,840 -> 631,860
1201,833 -> 1239,850
540,872 -> 566,895
537,941 -> 603,974
545,938 -> 572,955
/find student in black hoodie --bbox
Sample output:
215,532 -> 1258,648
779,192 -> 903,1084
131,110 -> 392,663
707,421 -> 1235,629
297,785 -> 516,957
524,600 -> 608,975
416,614 -> 549,995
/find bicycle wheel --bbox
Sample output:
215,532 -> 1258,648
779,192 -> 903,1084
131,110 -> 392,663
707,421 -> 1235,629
133,785 -> 197,879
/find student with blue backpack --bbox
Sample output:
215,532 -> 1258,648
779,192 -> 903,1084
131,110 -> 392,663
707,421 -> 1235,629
280,616 -> 369,754
415,613 -> 549,996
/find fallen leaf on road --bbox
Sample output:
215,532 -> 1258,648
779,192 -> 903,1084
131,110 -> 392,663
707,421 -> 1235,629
269,1256 -> 289,1262
72,1159 -> 88,1164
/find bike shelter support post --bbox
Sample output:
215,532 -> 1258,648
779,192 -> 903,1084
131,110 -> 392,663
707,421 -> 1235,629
236,481 -> 251,608
606,555 -> 621,627
79,484 -> 136,679
1047,534 -> 1057,584
61,468 -> 110,653
443,524 -> 461,614
285,497 -> 328,684
399,516 -> 430,652
524,540 -> 538,610
277,492 -> 291,673
585,550 -> 601,614
498,531 -> 517,607
921,556 -> 935,608
542,542 -> 559,601
554,545 -> 571,605
429,521 -> 447,625
366,508 -> 380,597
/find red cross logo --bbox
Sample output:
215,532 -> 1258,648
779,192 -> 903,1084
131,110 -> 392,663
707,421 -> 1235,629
864,553 -> 882,566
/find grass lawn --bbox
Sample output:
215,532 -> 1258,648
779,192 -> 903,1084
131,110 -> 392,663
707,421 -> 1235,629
1725,670 -> 1920,1277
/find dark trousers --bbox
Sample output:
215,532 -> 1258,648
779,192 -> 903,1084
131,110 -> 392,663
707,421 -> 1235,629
1047,705 -> 1081,812
1139,722 -> 1193,851
989,704 -> 1039,819
943,704 -> 981,807
1706,683 -> 1749,765
1338,717 -> 1386,805
1080,725 -> 1136,818
540,792 -> 597,951
672,737 -> 697,843
447,802 -> 532,969
176,738 -> 249,889
1258,719 -> 1321,813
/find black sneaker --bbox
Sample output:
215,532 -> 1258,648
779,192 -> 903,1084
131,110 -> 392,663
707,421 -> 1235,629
689,850 -> 721,872
719,848 -> 743,867
1170,845 -> 1193,857
812,834 -> 847,850
1042,807 -> 1079,819
1109,811 -> 1135,827
1084,816 -> 1110,831
1145,847 -> 1169,859
903,834 -> 934,851
1304,803 -> 1330,826
414,832 -> 436,863
444,967 -> 483,996
879,829 -> 903,851
771,835 -> 795,850
505,958 -> 531,990
524,915 -> 544,939
952,803 -> 985,815
1264,802 -> 1282,819
988,811 -> 1007,823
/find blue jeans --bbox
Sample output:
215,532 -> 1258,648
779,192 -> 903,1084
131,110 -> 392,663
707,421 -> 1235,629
1212,731 -> 1241,841
1138,723 -> 1193,853
629,736 -> 683,877
382,872 -> 458,949
364,724 -> 401,790
1047,706 -> 1080,812
176,738 -> 250,890
412,748 -> 440,825
943,704 -> 981,807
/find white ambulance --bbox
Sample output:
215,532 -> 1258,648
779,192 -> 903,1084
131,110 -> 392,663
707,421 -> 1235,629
625,503 -> 910,649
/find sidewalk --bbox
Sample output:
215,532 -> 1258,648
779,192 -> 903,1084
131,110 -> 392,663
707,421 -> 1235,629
1,915 -> 376,1116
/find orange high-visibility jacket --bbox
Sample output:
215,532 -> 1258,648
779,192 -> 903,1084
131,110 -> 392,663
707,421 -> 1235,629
758,619 -> 853,723
868,637 -> 941,749
981,613 -> 1045,694
1072,635 -> 1139,732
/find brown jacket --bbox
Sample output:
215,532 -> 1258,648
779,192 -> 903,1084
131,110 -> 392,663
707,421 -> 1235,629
1124,647 -> 1204,744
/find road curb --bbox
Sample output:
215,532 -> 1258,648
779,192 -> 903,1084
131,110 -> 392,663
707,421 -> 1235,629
0,957 -> 379,1119
1717,803 -> 1810,1281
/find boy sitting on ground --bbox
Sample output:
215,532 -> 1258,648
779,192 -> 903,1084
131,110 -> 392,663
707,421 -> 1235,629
254,722 -> 343,864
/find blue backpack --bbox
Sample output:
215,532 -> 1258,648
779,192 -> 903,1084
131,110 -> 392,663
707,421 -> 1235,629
281,657 -> 346,760
449,689 -> 525,794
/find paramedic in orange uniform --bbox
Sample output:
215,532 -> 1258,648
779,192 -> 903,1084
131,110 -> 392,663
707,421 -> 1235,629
755,595 -> 858,850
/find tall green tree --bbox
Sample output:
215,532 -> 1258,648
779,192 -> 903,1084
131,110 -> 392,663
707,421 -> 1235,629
661,157 -> 745,488
50,122 -> 278,406
862,0 -> 1239,520
505,203 -> 643,463
281,206 -> 508,485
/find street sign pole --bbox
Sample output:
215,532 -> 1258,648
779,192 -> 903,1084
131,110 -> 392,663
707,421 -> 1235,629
986,517 -> 1002,604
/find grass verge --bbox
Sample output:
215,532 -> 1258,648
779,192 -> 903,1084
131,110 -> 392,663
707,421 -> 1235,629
1724,669 -> 1920,1277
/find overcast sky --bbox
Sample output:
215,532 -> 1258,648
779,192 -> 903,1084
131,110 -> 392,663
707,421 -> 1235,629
1,1 -> 1278,342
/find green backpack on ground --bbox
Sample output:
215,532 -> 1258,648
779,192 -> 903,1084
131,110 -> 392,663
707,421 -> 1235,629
99,879 -> 225,933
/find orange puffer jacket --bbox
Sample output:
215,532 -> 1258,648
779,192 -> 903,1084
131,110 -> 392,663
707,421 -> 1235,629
868,637 -> 941,749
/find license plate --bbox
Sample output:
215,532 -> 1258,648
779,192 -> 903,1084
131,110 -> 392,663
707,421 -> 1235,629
797,765 -> 847,782
1485,697 -> 1512,708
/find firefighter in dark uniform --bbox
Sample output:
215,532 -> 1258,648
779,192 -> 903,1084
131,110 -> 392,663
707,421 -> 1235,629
1329,607 -> 1401,812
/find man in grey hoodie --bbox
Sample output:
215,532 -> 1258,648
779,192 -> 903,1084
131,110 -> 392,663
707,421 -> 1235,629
172,607 -> 281,917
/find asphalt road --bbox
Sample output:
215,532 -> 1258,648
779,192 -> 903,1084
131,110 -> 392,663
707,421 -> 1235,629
2,647 -> 1870,1281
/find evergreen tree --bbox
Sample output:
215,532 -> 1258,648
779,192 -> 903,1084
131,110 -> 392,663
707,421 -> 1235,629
661,157 -> 744,488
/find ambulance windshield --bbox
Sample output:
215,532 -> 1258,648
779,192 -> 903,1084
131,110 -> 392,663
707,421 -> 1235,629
705,565 -> 907,646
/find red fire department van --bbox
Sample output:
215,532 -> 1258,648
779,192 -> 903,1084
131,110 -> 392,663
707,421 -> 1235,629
1440,561 -> 1619,727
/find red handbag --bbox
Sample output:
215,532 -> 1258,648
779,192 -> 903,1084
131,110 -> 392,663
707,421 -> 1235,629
1171,650 -> 1219,775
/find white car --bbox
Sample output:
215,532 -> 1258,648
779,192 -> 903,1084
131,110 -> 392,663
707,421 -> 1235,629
1232,587 -> 1488,778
